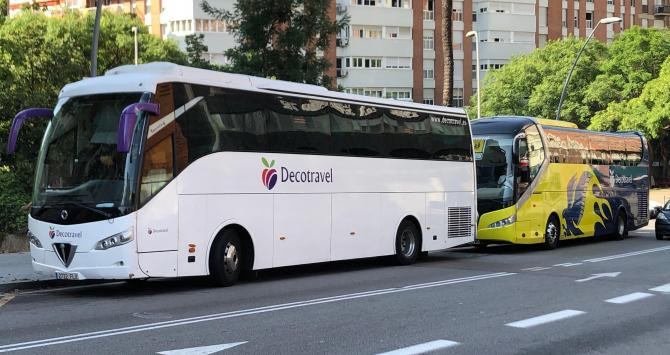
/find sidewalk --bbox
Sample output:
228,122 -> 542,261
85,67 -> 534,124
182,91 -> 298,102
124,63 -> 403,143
0,252 -> 50,285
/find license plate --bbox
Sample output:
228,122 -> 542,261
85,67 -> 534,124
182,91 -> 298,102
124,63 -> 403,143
54,272 -> 79,280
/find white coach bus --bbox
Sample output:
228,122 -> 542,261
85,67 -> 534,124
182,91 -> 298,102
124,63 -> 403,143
7,63 -> 475,286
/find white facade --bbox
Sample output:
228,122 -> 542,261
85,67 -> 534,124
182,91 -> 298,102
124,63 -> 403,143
160,0 -> 236,65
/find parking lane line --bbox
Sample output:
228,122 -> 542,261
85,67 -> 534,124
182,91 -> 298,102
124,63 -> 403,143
650,283 -> 670,293
553,263 -> 582,267
0,272 -> 515,353
505,310 -> 586,329
605,292 -> 654,304
521,267 -> 551,271
376,340 -> 459,355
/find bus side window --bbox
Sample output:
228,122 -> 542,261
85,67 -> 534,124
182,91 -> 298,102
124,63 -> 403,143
140,135 -> 174,204
524,125 -> 544,181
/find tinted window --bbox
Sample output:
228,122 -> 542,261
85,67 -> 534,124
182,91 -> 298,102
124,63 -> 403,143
169,83 -> 472,166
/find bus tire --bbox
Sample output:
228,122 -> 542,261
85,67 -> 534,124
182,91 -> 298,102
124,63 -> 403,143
210,229 -> 242,287
613,212 -> 628,240
395,220 -> 420,265
543,216 -> 560,250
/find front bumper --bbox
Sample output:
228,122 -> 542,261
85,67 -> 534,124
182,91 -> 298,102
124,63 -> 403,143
655,220 -> 670,236
31,242 -> 144,280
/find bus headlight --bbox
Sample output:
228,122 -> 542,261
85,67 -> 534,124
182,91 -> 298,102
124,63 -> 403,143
28,230 -> 42,248
488,215 -> 516,229
95,229 -> 134,250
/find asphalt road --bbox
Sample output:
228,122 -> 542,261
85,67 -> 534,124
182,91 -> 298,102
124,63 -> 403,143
1,224 -> 670,355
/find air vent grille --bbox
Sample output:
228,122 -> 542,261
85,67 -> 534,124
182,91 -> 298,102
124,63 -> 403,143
448,207 -> 472,238
638,190 -> 649,220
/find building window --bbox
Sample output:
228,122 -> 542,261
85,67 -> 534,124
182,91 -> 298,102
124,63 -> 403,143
423,69 -> 434,79
453,88 -> 464,107
387,26 -> 400,38
574,10 -> 579,28
562,9 -> 567,27
472,12 -> 477,22
423,35 -> 434,49
607,0 -> 614,4
423,98 -> 434,105
479,7 -> 487,13
452,8 -> 463,21
424,0 -> 434,20
586,12 -> 593,29
351,57 -> 382,68
385,57 -> 411,69
386,90 -> 411,100
355,0 -> 377,6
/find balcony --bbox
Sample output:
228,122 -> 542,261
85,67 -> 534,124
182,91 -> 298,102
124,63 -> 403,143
656,5 -> 670,16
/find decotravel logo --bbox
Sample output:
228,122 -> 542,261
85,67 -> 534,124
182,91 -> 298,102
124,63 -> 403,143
48,226 -> 82,239
261,157 -> 278,190
260,157 -> 334,190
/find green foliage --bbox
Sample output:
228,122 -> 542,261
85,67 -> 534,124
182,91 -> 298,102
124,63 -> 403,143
184,33 -> 225,71
0,11 -> 187,234
0,166 -> 31,234
470,37 -> 606,127
201,0 -> 349,87
583,27 -> 670,113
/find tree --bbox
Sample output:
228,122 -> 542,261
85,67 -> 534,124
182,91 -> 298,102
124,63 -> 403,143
590,57 -> 670,179
0,0 -> 8,18
201,0 -> 348,87
0,11 -> 187,235
442,0 -> 453,106
470,37 -> 606,128
184,33 -> 224,71
583,27 -> 670,114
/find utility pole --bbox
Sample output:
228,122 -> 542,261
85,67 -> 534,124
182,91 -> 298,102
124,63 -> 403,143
90,0 -> 103,77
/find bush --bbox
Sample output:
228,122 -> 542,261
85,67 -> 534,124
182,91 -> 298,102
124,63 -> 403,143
0,165 -> 31,235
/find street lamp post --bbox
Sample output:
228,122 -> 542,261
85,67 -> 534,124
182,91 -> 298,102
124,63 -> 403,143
466,30 -> 480,119
132,26 -> 138,65
555,16 -> 622,120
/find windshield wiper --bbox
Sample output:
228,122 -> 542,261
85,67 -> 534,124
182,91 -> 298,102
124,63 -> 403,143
36,201 -> 113,219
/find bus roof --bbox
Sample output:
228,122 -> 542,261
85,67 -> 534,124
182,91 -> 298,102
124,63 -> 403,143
472,116 -> 643,138
58,62 -> 466,117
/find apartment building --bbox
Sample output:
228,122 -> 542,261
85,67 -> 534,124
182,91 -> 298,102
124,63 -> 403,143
8,0 -> 162,36
10,0 -> 670,107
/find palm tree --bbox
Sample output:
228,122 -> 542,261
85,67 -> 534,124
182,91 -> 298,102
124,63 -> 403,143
442,0 -> 453,106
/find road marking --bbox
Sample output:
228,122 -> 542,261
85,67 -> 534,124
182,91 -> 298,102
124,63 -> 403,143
575,272 -> 621,283
157,342 -> 247,355
553,262 -> 582,267
0,293 -> 15,308
376,340 -> 459,355
605,292 -> 654,304
0,272 -> 515,353
583,245 -> 670,263
649,283 -> 670,293
521,267 -> 551,271
505,310 -> 585,328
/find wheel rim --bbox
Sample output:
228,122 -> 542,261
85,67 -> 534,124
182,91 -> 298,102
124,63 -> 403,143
546,221 -> 558,245
223,242 -> 239,274
618,216 -> 625,235
400,229 -> 416,257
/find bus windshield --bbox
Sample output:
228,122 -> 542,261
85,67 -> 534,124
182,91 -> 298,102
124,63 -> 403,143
474,134 -> 515,215
32,93 -> 144,213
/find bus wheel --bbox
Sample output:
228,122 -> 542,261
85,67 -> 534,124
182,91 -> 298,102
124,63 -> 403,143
543,216 -> 560,250
613,213 -> 628,240
210,229 -> 242,287
395,220 -> 420,265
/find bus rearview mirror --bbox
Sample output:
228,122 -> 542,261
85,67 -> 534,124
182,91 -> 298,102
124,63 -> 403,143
6,108 -> 54,155
117,102 -> 160,153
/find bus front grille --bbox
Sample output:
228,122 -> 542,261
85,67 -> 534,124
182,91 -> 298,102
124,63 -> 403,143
448,207 -> 472,238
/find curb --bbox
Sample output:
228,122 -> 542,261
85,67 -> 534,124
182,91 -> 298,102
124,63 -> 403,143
0,279 -> 111,294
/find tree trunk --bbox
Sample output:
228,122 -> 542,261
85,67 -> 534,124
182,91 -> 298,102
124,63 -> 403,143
442,0 -> 454,106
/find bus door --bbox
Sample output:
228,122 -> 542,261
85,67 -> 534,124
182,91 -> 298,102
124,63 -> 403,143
514,126 -> 546,242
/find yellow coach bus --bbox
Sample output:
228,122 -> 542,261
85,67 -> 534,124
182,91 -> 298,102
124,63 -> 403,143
472,116 -> 649,249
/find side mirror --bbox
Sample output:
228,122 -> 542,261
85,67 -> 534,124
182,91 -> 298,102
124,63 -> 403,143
117,103 -> 159,153
6,108 -> 54,155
